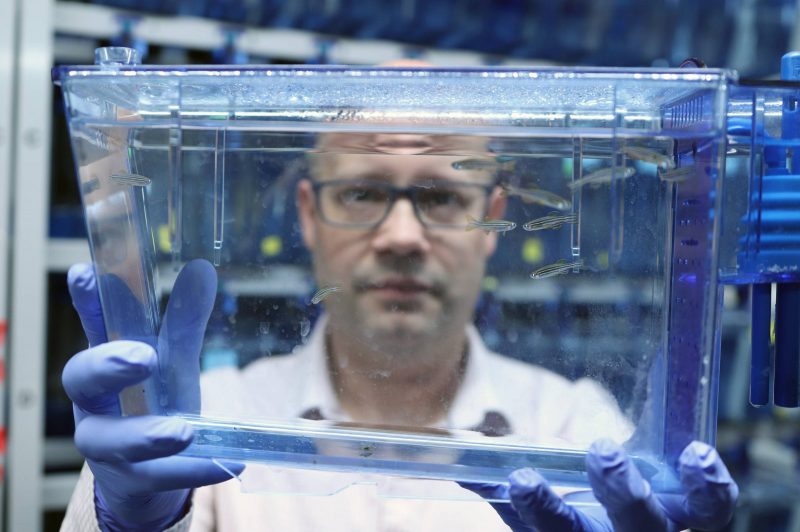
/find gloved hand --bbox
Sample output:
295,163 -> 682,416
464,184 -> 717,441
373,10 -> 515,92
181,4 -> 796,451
63,260 -> 244,531
465,438 -> 738,532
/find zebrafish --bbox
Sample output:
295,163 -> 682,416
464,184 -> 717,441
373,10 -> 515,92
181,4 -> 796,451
111,173 -> 152,186
523,212 -> 578,231
500,184 -> 572,211
658,166 -> 694,183
465,215 -> 517,234
81,177 -> 101,195
530,258 -> 585,279
568,166 -> 636,190
622,146 -> 676,170
452,156 -> 515,171
310,285 -> 341,304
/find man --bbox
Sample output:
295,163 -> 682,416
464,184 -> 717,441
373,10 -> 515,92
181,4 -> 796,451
60,76 -> 737,532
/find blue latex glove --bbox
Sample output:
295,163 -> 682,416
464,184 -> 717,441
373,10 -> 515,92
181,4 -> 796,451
465,438 -> 738,532
63,260 -> 244,531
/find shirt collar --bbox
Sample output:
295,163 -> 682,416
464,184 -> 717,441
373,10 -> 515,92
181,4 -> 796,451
294,314 -> 346,421
293,315 -> 510,434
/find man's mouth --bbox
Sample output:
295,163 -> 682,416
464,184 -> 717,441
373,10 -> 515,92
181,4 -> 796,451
363,278 -> 433,297
373,278 -> 429,290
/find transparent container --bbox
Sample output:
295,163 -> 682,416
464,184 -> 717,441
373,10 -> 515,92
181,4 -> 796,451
54,48 -> 789,500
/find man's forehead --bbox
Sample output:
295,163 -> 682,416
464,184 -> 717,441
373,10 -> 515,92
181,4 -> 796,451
310,133 -> 495,183
314,133 -> 489,155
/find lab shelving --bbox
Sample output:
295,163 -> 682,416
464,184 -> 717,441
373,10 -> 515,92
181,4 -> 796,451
9,2 -> 552,530
0,0 -> 16,524
6,0 -> 53,529
51,1 -> 550,66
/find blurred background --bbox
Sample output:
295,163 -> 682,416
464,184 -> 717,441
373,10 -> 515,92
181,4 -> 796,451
3,0 -> 800,530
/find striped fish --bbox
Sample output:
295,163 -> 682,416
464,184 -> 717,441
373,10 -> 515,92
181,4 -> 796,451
111,173 -> 152,186
523,212 -> 578,231
568,166 -> 636,190
452,156 -> 516,171
81,177 -> 101,195
500,184 -> 572,211
310,285 -> 341,304
658,166 -> 694,183
465,215 -> 517,234
530,258 -> 585,280
622,146 -> 676,170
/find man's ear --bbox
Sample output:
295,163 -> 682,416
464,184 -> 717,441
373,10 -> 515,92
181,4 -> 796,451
483,186 -> 507,257
296,179 -> 317,249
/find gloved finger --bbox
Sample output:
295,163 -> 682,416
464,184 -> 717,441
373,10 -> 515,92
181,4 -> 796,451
101,456 -> 246,496
157,259 -> 218,413
458,481 -> 534,531
62,341 -> 155,415
509,468 -> 605,532
658,441 -> 739,531
75,415 -> 192,463
68,263 -> 108,347
586,438 -> 668,532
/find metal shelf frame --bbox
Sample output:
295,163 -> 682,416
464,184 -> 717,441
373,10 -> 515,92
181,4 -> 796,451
0,0 -> 18,526
7,0 -> 53,529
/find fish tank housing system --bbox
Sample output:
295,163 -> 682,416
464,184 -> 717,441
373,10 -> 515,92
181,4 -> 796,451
53,47 -> 800,501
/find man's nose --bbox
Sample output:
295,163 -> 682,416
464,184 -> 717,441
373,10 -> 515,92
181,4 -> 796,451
371,197 -> 432,255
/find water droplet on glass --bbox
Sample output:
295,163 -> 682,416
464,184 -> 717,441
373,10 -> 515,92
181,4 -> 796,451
300,318 -> 311,337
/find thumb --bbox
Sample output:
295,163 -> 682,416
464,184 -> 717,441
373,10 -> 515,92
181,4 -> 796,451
67,263 -> 108,347
157,259 -> 218,413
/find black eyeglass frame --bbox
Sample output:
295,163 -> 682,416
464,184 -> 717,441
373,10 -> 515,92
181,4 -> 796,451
310,179 -> 497,230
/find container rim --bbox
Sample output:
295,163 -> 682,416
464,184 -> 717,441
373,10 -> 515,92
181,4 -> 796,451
52,64 -> 735,85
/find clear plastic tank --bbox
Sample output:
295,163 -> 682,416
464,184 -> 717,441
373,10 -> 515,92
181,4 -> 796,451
54,49 -> 741,497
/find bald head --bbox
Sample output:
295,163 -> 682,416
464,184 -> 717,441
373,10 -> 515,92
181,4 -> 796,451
379,59 -> 434,68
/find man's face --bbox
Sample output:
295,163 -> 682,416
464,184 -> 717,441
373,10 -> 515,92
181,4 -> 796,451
297,134 -> 506,355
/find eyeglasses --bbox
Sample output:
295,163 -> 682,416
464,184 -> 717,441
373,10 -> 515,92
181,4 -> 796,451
311,179 -> 495,229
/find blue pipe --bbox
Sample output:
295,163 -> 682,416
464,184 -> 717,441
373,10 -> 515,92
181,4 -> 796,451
775,283 -> 800,406
750,284 -> 772,406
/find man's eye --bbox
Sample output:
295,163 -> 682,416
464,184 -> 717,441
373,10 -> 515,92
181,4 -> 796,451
421,190 -> 464,207
338,187 -> 385,203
